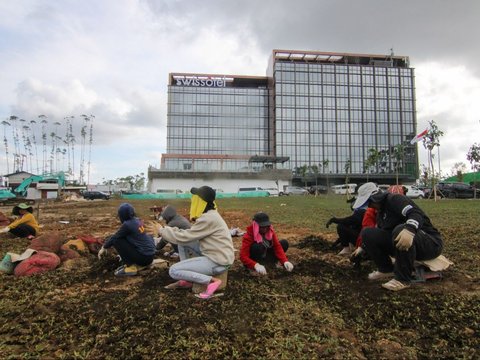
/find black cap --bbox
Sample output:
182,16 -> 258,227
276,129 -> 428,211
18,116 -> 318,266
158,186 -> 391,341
253,212 -> 271,227
369,190 -> 388,203
190,186 -> 216,203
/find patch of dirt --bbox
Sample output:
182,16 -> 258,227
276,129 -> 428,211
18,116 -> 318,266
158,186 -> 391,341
0,199 -> 479,359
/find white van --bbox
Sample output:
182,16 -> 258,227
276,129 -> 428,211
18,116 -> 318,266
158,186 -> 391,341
238,187 -> 270,197
331,183 -> 357,195
238,187 -> 263,193
404,185 -> 424,199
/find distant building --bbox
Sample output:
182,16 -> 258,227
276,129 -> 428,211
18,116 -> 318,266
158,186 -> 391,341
149,49 -> 419,192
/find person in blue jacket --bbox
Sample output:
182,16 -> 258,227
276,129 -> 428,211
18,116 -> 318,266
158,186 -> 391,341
98,203 -> 156,276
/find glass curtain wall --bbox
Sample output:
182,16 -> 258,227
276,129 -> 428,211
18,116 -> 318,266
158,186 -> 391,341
167,86 -> 269,171
274,61 -> 416,177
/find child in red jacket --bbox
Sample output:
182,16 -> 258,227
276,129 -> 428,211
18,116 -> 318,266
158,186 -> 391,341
240,212 -> 293,276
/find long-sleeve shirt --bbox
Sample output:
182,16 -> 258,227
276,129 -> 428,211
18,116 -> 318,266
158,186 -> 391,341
160,210 -> 234,266
377,193 -> 441,239
8,213 -> 40,235
240,224 -> 288,269
356,207 -> 377,247
103,218 -> 156,256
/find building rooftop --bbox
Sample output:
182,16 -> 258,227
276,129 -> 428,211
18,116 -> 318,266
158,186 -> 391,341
271,49 -> 410,67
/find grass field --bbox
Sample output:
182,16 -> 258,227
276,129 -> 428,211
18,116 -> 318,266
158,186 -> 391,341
0,196 -> 479,359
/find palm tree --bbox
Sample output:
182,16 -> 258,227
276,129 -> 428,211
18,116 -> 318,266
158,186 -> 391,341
9,116 -> 21,172
79,114 -> 90,184
364,148 -> 381,181
39,115 -> 48,173
87,115 -> 94,185
392,144 -> 405,185
64,116 -> 75,177
422,120 -> 444,201
30,120 -> 40,173
298,164 -> 309,188
322,159 -> 330,193
2,120 -> 11,173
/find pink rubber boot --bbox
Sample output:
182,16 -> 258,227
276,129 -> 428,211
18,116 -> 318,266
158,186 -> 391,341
196,278 -> 222,299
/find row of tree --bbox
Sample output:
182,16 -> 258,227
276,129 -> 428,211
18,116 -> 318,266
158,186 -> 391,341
102,174 -> 145,192
293,120 -> 480,200
1,114 -> 94,185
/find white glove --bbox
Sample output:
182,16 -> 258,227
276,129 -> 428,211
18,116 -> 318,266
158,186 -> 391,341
284,261 -> 294,272
97,246 -> 107,260
254,263 -> 267,275
350,247 -> 364,259
395,229 -> 415,251
0,227 -> 9,233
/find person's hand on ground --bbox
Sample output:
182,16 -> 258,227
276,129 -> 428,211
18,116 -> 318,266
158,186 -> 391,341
325,217 -> 336,228
284,261 -> 294,272
350,247 -> 364,259
254,263 -> 267,275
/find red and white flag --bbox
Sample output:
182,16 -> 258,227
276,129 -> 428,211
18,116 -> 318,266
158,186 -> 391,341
410,129 -> 428,144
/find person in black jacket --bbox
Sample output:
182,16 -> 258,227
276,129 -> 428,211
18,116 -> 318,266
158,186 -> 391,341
326,183 -> 378,256
361,191 -> 443,291
98,203 -> 156,276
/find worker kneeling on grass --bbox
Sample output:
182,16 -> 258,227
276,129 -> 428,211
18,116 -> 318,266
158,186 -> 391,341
0,203 -> 39,239
360,187 -> 443,291
98,203 -> 156,276
239,212 -> 293,276
154,186 -> 234,300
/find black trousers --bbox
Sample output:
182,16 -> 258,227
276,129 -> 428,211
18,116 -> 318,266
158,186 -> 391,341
361,224 -> 443,282
337,223 -> 360,247
250,239 -> 289,264
112,240 -> 154,267
9,224 -> 36,238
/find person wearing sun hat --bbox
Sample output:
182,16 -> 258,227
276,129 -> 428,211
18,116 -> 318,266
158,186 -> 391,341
156,186 -> 234,299
240,212 -> 293,276
326,182 -> 379,256
361,186 -> 443,291
0,203 -> 39,238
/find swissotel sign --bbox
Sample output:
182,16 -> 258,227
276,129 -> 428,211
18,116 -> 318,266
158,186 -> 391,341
175,77 -> 227,87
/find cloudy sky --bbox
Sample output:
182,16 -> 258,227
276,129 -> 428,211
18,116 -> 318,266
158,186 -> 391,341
1,0 -> 479,184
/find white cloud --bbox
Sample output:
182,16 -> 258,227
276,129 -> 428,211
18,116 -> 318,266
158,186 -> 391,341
1,0 -> 480,184
415,62 -> 480,174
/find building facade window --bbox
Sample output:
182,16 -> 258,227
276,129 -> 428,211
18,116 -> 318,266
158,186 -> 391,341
162,51 -> 418,181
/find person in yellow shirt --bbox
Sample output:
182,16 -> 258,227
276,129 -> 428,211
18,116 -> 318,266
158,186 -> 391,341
0,203 -> 39,238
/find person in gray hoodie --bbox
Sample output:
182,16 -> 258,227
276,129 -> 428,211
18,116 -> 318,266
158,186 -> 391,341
155,205 -> 200,261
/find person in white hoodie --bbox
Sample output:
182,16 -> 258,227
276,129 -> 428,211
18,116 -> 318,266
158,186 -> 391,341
156,186 -> 234,299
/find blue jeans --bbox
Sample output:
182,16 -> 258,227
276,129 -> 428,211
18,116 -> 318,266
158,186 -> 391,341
177,241 -> 201,261
169,255 -> 228,284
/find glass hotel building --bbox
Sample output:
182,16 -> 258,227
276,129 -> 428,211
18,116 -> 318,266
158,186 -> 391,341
152,49 -> 418,186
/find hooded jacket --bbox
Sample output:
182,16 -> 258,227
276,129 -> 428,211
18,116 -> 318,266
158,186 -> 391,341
373,193 -> 441,238
160,205 -> 191,230
104,203 -> 155,256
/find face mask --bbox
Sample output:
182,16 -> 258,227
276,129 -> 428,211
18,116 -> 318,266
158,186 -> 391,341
190,194 -> 207,220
